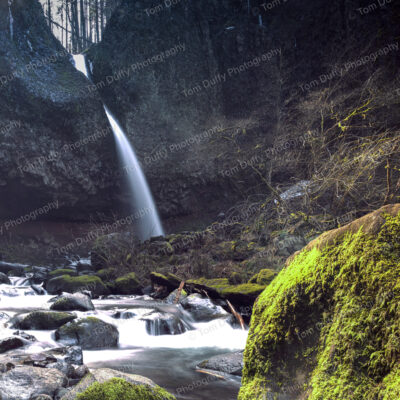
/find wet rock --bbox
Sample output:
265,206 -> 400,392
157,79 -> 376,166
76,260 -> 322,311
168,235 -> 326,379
10,311 -> 76,330
197,351 -> 244,376
112,310 -> 136,319
31,395 -> 53,400
31,284 -> 47,295
150,272 -> 181,291
0,262 -> 25,276
55,317 -> 119,350
30,267 -> 50,284
0,272 -> 11,284
0,365 -> 67,400
140,311 -> 190,336
76,262 -> 94,273
46,275 -> 109,297
0,337 -> 24,354
50,292 -> 95,312
60,368 -> 157,400
13,331 -> 37,342
181,294 -> 229,322
164,288 -> 188,304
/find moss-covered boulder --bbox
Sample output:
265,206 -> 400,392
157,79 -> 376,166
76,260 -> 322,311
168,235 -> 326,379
113,272 -> 142,295
11,311 -> 76,330
248,269 -> 277,285
149,272 -> 181,291
240,204 -> 400,400
186,278 -> 266,308
60,368 -> 174,400
55,317 -> 118,349
48,269 -> 77,278
46,275 -> 109,297
50,292 -> 95,312
96,268 -> 118,281
75,378 -> 176,400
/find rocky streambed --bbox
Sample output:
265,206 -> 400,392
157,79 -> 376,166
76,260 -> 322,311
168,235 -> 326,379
0,259 -> 247,400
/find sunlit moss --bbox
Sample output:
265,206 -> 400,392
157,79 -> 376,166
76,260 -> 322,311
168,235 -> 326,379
240,211 -> 400,399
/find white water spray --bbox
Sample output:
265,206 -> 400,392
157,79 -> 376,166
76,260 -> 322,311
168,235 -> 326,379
72,54 -> 164,240
8,0 -> 13,40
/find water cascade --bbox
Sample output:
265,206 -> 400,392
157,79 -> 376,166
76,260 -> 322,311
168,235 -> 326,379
8,0 -> 13,39
71,54 -> 164,240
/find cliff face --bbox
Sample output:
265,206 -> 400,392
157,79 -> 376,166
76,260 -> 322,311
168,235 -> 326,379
0,0 -> 119,222
89,0 -> 399,230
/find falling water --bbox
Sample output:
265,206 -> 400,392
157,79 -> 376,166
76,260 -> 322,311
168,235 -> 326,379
72,54 -> 164,240
8,0 -> 13,39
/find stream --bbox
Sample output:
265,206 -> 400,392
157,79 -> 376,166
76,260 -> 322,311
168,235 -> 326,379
0,270 -> 247,399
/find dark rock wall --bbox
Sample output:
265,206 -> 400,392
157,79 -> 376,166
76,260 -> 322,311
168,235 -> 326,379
89,0 -> 399,229
0,0 -> 119,221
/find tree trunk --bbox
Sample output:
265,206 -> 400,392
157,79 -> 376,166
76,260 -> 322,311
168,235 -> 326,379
47,0 -> 52,32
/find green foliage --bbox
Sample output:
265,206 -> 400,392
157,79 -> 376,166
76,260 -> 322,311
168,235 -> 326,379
49,269 -> 77,277
240,212 -> 400,400
76,378 -> 176,400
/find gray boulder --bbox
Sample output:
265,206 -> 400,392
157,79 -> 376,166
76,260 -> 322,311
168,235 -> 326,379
197,351 -> 244,376
0,365 -> 67,400
55,317 -> 119,349
181,294 -> 229,321
50,292 -> 95,312
10,311 -> 76,330
0,272 -> 11,284
0,337 -> 24,354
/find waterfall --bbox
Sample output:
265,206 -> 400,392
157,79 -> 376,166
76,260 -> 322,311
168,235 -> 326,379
72,54 -> 164,240
8,0 -> 13,40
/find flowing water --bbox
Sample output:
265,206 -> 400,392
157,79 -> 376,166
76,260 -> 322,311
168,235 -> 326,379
0,274 -> 247,399
8,0 -> 13,40
71,54 -> 164,240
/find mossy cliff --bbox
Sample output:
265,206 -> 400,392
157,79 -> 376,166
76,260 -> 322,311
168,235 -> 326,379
239,204 -> 400,400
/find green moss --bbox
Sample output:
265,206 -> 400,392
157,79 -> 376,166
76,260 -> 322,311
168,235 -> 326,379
248,269 -> 277,285
76,378 -> 176,400
114,272 -> 141,295
48,275 -> 108,295
239,211 -> 400,400
97,268 -> 118,281
49,268 -> 77,277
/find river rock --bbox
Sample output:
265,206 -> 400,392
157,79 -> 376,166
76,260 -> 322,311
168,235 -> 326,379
60,368 -> 157,400
29,266 -> 50,284
31,284 -> 47,295
0,262 -> 25,276
140,311 -> 190,336
0,365 -> 67,400
46,275 -> 109,297
10,311 -> 76,330
164,288 -> 188,304
0,337 -> 24,354
55,317 -> 119,349
50,292 -> 95,311
197,351 -> 244,376
0,272 -> 11,284
181,294 -> 229,321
